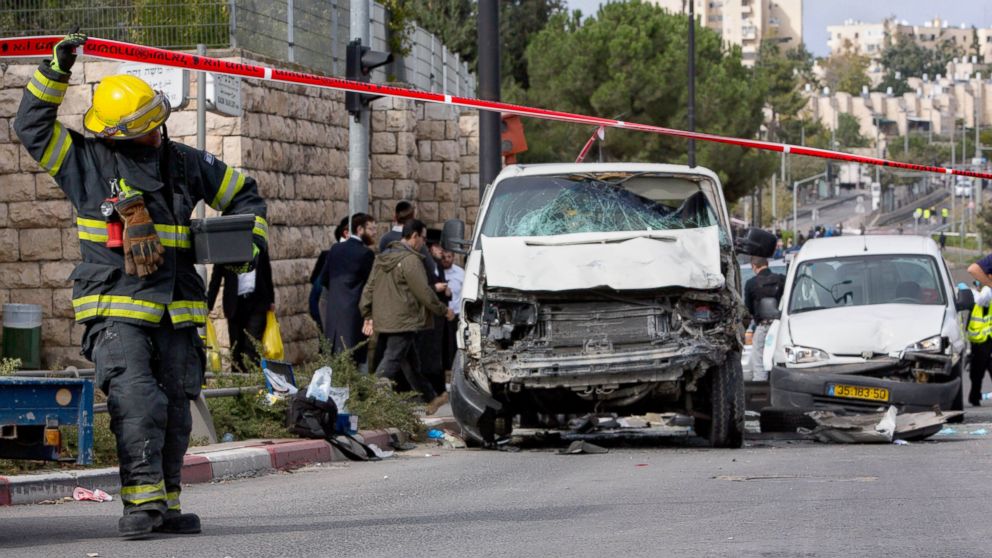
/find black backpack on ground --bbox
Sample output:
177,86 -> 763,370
287,392 -> 338,439
286,391 -> 380,461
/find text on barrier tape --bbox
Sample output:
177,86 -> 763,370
2,35 -> 991,181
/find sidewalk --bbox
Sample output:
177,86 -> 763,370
0,427 -> 414,506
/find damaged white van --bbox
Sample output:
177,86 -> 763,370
441,163 -> 775,448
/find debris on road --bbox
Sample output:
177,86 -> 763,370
559,441 -> 609,455
803,407 -> 961,443
803,406 -> 896,443
367,444 -> 394,459
72,487 -> 112,502
894,411 -> 962,441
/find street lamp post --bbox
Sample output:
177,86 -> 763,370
793,172 -> 829,236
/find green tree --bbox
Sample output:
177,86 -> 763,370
401,0 -> 566,88
821,39 -> 870,95
500,0 -> 568,88
754,41 -> 815,141
836,113 -> 868,148
398,0 -> 477,63
513,1 -> 774,201
972,26 -> 984,64
877,32 -> 964,95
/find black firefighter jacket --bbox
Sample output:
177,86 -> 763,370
14,62 -> 268,329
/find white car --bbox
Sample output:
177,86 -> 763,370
955,179 -> 973,198
765,235 -> 971,415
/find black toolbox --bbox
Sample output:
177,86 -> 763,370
190,214 -> 255,264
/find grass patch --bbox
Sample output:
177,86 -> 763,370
933,234 -> 981,251
210,337 -> 425,441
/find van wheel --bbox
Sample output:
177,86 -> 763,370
698,353 -> 745,448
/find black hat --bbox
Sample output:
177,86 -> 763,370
426,228 -> 443,245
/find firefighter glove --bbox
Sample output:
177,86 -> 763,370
51,28 -> 87,74
115,194 -> 165,278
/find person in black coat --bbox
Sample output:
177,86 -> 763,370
207,250 -> 275,371
321,213 -> 377,366
308,217 -> 350,326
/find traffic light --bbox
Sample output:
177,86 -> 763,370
500,114 -> 528,165
345,39 -> 393,120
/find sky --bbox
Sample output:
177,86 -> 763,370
564,0 -> 992,56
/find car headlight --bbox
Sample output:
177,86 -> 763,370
906,335 -> 943,354
784,345 -> 829,365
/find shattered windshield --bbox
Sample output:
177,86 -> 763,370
788,255 -> 946,314
479,174 -> 717,238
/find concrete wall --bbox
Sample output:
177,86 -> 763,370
0,51 -> 479,368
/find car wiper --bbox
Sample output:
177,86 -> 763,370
789,305 -> 831,314
524,231 -> 676,246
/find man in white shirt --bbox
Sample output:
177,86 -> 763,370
441,249 -> 465,373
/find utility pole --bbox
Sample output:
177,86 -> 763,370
477,0 -> 501,192
687,0 -> 696,167
977,73 -> 983,249
348,0 -> 371,218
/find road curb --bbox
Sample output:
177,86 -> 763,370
0,467 -> 120,506
0,429 -> 406,506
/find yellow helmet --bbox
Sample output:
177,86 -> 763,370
84,74 -> 171,140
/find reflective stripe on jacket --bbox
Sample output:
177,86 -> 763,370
15,62 -> 267,328
967,304 -> 990,344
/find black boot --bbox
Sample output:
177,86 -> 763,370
118,510 -> 163,539
154,511 -> 201,534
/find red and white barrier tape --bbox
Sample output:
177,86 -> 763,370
3,35 -> 991,180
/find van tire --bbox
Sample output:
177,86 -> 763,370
701,353 -> 745,448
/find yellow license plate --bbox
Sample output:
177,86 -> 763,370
827,384 -> 890,402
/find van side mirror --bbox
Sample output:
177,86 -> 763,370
441,219 -> 470,255
956,288 -> 975,312
756,297 -> 781,321
736,227 -> 777,258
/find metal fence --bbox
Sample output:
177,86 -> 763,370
1,0 -> 475,95
1,0 -> 231,49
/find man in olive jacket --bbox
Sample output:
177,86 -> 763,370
360,219 -> 453,406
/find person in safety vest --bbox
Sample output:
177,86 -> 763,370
14,31 -> 267,538
967,258 -> 992,406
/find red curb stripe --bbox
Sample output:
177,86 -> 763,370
0,476 -> 10,506
263,440 -> 332,469
182,454 -> 214,485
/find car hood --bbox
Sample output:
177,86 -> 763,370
788,305 -> 945,356
480,225 -> 724,292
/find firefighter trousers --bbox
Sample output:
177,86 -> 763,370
86,318 -> 205,515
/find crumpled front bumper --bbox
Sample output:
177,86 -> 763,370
450,351 -> 503,444
769,365 -> 961,414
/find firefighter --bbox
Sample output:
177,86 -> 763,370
14,32 -> 268,538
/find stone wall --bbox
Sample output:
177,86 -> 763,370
0,51 -> 480,368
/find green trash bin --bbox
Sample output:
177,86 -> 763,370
2,303 -> 42,370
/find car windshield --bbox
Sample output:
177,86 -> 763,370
478,174 -> 717,238
788,254 -> 946,313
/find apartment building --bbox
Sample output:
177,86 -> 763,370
653,0 -> 804,65
828,18 -> 992,61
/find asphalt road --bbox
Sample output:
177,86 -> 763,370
3,429 -> 992,558
789,194 -> 863,236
